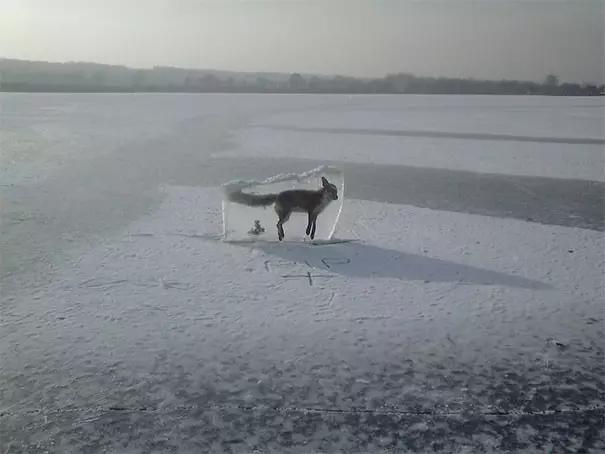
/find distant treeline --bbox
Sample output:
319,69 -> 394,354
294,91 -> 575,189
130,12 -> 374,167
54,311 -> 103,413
1,58 -> 603,96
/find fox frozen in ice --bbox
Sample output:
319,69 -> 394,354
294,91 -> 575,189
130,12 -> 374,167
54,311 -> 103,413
227,176 -> 339,241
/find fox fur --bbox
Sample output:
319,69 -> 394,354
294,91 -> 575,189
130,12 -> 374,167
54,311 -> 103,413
227,176 -> 338,241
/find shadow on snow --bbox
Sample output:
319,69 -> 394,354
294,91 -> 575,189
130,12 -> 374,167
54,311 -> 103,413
247,240 -> 550,290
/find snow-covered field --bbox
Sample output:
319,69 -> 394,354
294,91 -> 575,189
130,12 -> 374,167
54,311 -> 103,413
1,94 -> 604,453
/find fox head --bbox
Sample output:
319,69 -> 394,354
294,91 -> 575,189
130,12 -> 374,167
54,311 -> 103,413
321,176 -> 338,200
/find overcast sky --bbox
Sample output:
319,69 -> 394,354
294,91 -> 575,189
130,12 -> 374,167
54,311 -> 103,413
1,0 -> 603,83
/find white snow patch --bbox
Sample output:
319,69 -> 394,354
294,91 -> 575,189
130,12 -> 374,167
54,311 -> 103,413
2,185 -> 602,417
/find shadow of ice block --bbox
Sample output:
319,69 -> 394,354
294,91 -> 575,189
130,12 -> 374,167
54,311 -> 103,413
222,166 -> 344,242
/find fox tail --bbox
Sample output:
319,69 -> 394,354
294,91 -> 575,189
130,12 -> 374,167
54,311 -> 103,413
226,189 -> 277,207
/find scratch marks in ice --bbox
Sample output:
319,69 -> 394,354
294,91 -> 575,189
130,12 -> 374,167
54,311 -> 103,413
281,272 -> 336,287
79,278 -> 128,290
263,255 -> 351,286
321,257 -> 351,269
79,277 -> 193,291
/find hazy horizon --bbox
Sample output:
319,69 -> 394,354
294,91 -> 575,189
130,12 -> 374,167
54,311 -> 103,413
1,0 -> 603,84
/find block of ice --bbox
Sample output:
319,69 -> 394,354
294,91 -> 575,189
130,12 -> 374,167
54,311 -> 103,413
222,166 -> 344,242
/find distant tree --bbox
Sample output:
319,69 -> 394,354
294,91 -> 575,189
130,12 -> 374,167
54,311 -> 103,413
132,70 -> 146,88
256,77 -> 270,91
307,76 -> 322,91
91,70 -> 106,86
559,82 -> 582,96
288,73 -> 306,91
544,74 -> 559,87
581,83 -> 599,96
67,70 -> 86,86
384,73 -> 415,93
198,74 -> 221,91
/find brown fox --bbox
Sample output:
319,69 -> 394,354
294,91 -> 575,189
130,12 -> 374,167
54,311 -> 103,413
227,176 -> 339,241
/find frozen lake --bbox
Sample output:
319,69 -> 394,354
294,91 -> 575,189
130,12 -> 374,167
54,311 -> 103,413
1,94 -> 604,452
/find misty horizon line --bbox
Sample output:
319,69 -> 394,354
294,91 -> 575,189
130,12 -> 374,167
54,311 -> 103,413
1,56 -> 603,97
2,56 -> 603,87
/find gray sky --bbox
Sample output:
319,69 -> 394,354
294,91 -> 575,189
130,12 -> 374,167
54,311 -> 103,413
1,0 -> 603,83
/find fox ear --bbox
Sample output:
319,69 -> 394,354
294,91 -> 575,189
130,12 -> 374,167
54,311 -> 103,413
321,176 -> 329,187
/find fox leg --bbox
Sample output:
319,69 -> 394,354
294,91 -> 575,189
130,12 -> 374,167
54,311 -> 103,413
276,209 -> 291,241
276,217 -> 284,241
310,215 -> 317,239
306,212 -> 313,236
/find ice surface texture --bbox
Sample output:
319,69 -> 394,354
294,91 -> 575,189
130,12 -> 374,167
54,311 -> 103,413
222,165 -> 344,242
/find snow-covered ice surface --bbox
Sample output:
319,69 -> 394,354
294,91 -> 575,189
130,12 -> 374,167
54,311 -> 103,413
215,96 -> 605,182
1,94 -> 604,453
